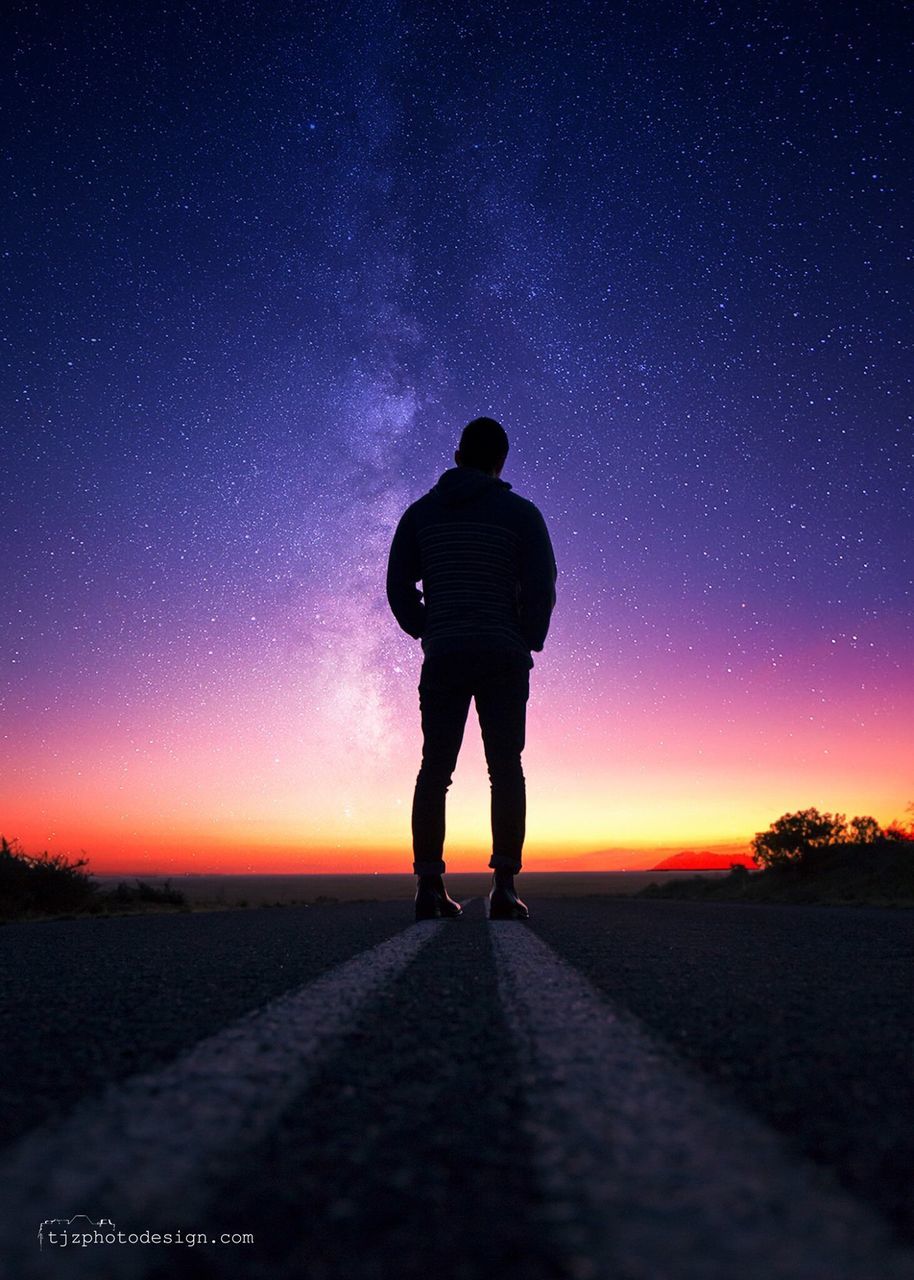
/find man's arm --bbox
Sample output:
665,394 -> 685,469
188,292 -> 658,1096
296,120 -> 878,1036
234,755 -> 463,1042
518,506 -> 557,651
386,506 -> 426,639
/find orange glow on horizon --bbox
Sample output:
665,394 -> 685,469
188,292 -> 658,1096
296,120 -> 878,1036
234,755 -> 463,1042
3,611 -> 911,878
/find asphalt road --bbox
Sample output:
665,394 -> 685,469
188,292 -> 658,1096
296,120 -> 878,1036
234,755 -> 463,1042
0,896 -> 911,1280
0,901 -> 411,1146
532,896 -> 914,1242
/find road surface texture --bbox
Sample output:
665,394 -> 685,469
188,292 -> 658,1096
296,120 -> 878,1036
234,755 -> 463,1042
0,896 -> 911,1280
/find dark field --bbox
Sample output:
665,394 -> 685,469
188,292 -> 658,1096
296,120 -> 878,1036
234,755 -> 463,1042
92,870 -> 724,908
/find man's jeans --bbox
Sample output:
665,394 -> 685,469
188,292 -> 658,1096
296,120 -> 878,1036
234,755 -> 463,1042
411,649 -> 532,876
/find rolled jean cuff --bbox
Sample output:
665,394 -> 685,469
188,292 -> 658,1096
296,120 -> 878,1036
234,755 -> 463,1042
413,858 -> 446,876
489,853 -> 522,874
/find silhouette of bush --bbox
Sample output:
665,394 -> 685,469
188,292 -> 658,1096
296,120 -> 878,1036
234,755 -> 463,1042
104,878 -> 187,907
0,834 -> 97,918
0,835 -> 189,919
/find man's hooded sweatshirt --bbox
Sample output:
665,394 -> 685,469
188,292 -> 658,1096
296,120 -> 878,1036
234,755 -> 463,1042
386,466 -> 557,663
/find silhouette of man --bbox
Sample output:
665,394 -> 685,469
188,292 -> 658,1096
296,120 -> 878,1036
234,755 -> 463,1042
386,417 -> 557,921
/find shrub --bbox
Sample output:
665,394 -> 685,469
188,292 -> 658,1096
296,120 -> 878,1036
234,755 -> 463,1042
105,879 -> 187,907
0,834 -> 97,917
0,836 -> 189,918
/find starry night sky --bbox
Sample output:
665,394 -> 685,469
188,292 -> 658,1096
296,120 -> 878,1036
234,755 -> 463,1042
2,1 -> 911,872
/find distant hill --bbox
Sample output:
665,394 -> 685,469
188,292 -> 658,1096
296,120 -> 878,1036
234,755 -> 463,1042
652,850 -> 758,871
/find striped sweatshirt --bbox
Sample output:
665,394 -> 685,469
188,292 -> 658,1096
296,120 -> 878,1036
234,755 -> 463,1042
386,466 -> 557,662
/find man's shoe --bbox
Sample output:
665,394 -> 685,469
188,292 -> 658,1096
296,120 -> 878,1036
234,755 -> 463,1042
488,872 -> 529,920
414,875 -> 463,921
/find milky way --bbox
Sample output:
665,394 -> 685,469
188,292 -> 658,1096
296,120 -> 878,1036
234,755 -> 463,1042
2,1 -> 911,871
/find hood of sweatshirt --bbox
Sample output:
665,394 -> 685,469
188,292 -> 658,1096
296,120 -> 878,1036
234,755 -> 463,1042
430,467 -> 513,506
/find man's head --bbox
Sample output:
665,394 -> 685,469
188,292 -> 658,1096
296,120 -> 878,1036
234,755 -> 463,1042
454,416 -> 509,477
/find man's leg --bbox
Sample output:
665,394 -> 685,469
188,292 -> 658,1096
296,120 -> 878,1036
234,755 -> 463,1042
474,653 -> 530,875
411,655 -> 473,875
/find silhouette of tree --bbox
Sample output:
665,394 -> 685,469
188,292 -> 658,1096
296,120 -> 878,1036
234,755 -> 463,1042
751,808 -> 850,869
750,805 -> 914,867
849,815 -> 884,843
884,799 -> 914,842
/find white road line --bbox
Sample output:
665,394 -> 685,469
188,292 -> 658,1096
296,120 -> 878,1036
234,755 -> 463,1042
0,918 -> 446,1280
489,920 -> 914,1280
